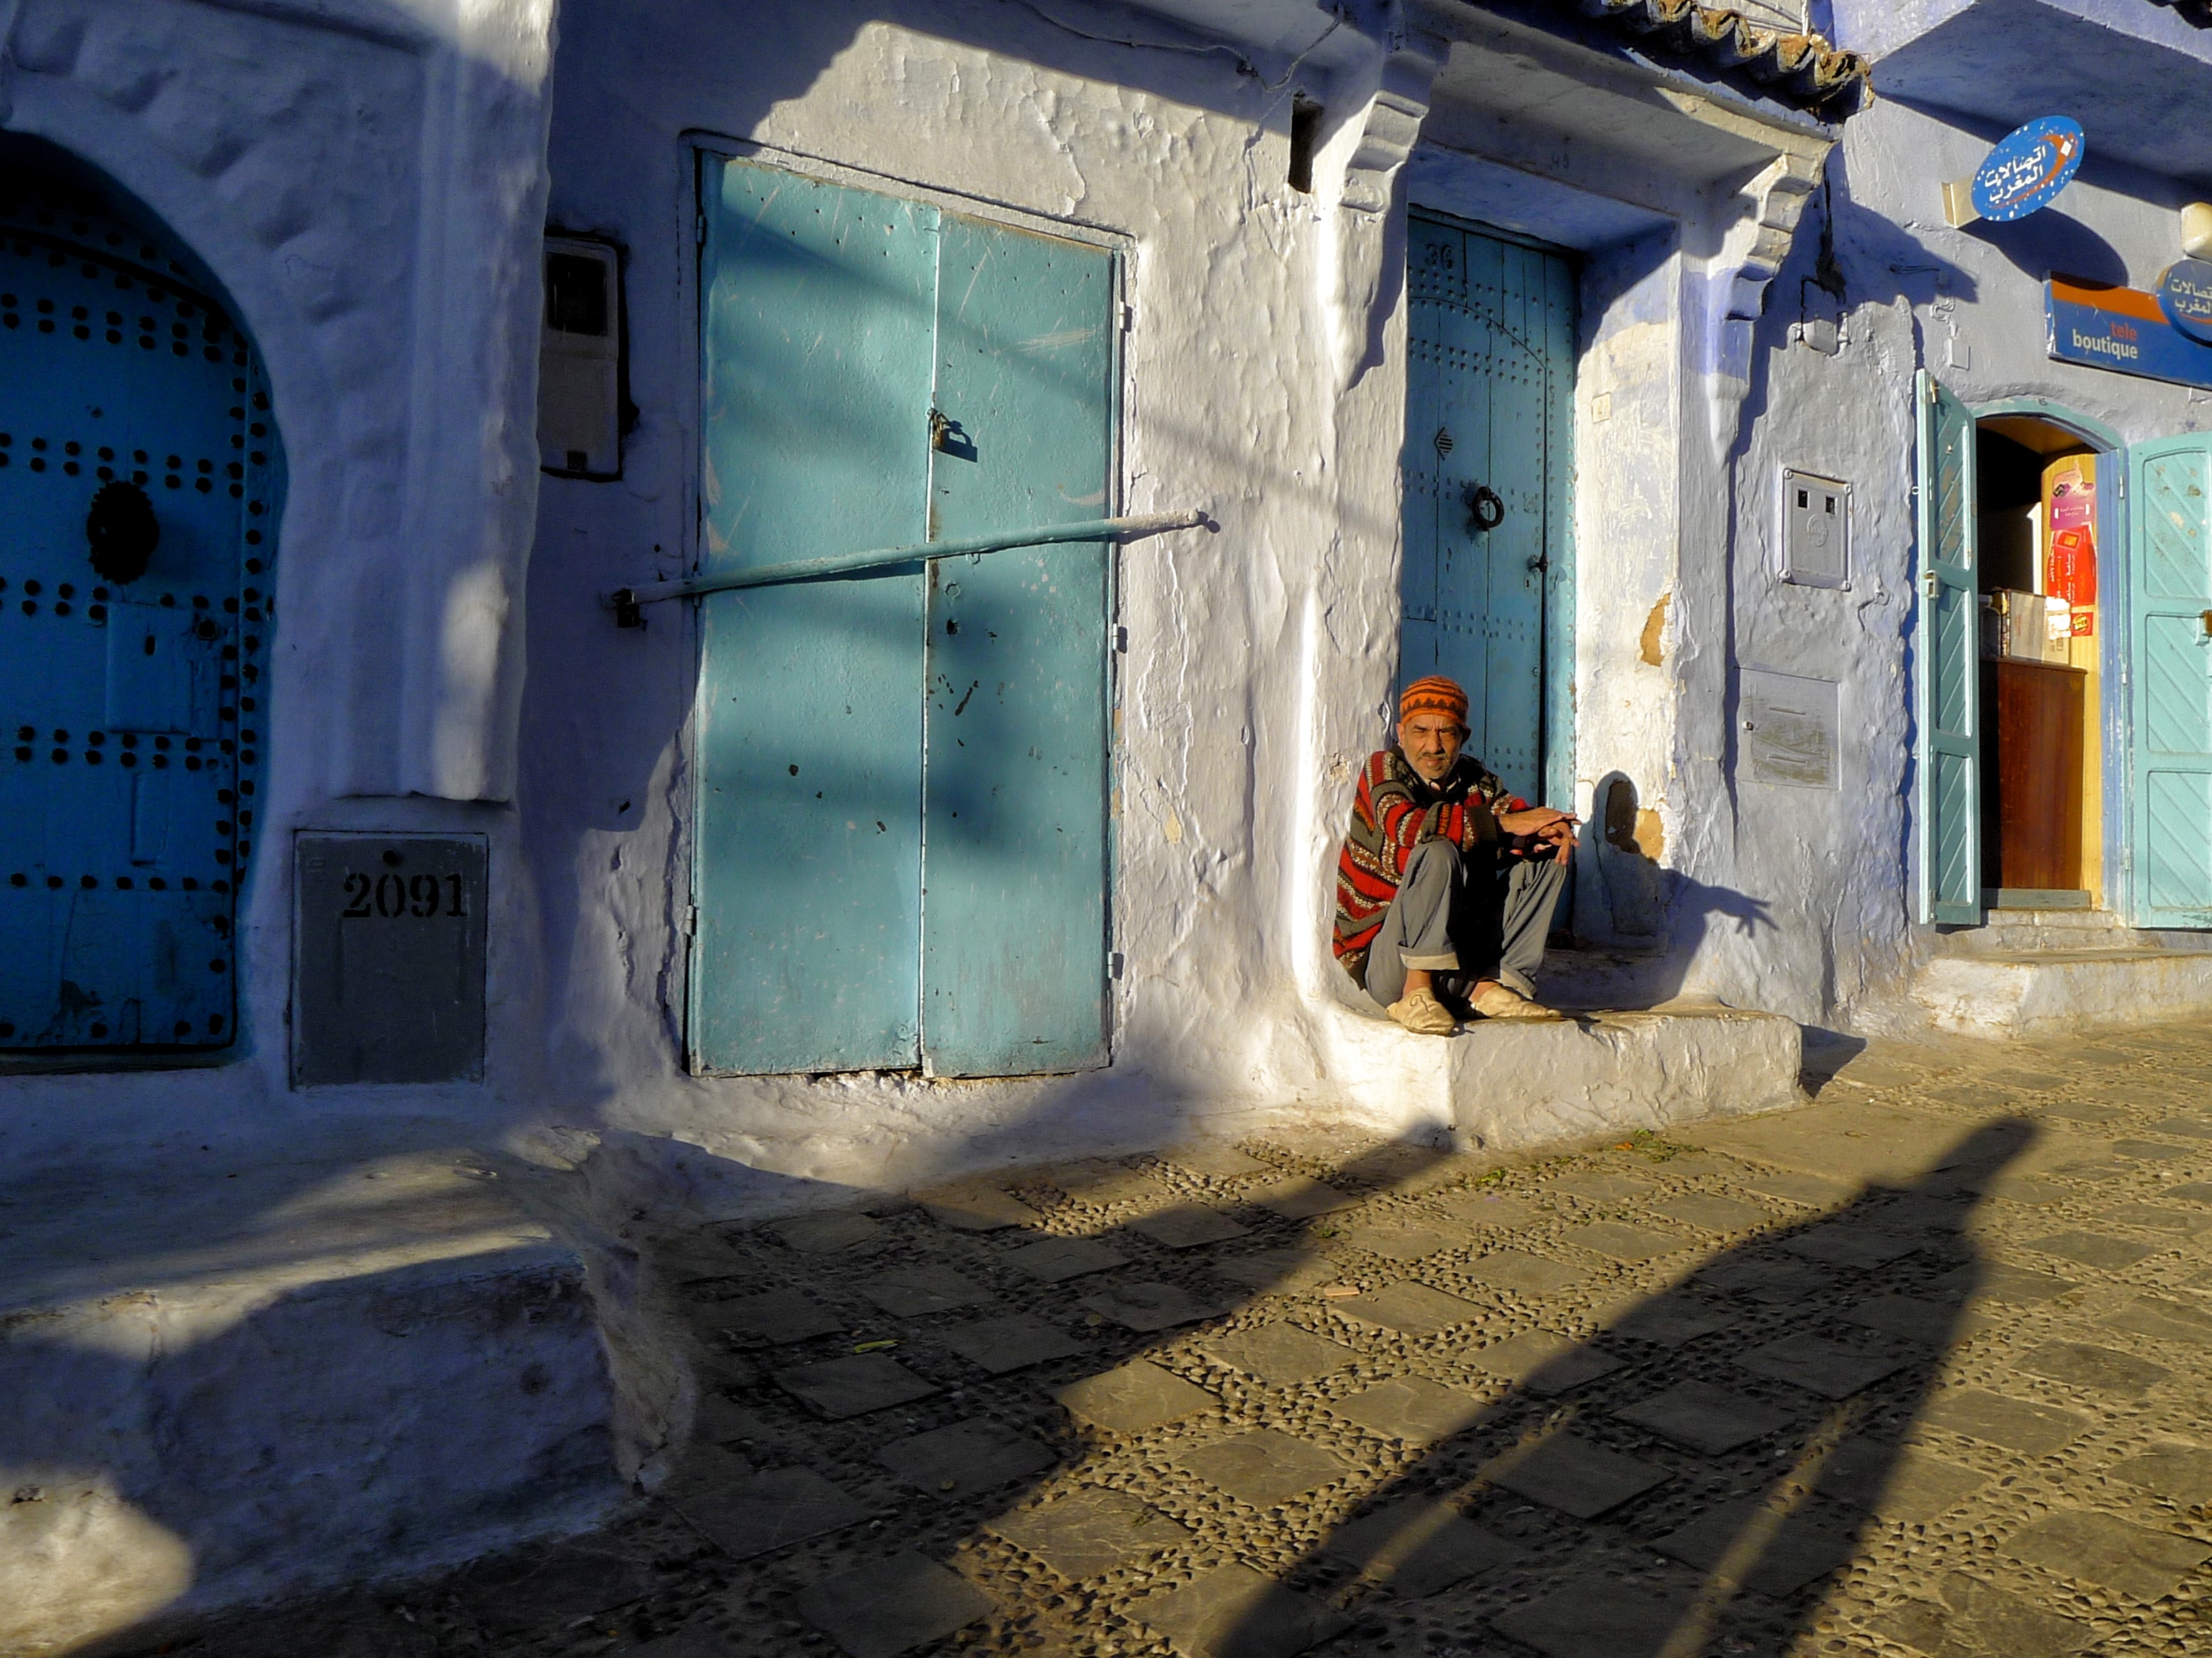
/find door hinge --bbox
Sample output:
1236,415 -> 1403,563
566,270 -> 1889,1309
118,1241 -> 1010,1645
695,212 -> 708,248
1110,624 -> 1128,653
683,902 -> 699,938
1117,300 -> 1135,333
1923,569 -> 1939,597
1108,951 -> 1125,979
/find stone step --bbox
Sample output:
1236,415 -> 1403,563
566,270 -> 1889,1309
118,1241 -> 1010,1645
0,1139 -> 648,1654
1319,995 -> 1802,1152
1940,908 -> 2212,958
1913,948 -> 2212,1039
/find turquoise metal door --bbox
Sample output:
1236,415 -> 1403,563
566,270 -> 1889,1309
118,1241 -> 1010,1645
922,218 -> 1112,1076
0,160 -> 277,1052
1914,371 -> 1982,926
2120,435 -> 2212,927
692,157 -> 1113,1076
1401,215 -> 1575,808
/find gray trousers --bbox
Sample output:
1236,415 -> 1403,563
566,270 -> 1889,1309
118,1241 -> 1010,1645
1365,838 -> 1569,1009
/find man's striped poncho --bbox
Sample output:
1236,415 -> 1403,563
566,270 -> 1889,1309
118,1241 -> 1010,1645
1331,747 -> 1517,989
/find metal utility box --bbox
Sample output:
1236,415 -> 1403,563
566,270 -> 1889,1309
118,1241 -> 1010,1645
293,833 -> 487,1086
1779,469 -> 1850,588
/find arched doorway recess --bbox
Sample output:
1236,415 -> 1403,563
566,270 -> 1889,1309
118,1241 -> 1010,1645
0,136 -> 282,1056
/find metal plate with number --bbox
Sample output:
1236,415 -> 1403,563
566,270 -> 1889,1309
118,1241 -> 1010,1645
293,833 -> 486,1086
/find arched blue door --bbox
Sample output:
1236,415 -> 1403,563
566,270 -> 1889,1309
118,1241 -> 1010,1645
0,142 -> 279,1053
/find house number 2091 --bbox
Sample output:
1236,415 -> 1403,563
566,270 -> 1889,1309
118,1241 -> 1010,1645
341,871 -> 469,919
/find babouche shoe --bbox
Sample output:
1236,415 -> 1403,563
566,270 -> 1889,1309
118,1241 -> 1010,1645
1387,986 -> 1459,1036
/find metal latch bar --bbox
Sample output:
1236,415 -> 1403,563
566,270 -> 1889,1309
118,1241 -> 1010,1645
608,509 -> 1209,625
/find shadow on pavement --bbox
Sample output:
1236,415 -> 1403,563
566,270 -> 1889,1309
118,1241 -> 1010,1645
78,1119 -> 2035,1658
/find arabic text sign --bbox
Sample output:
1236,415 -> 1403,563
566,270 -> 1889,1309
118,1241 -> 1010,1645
2047,275 -> 2212,393
2158,259 -> 2212,347
1972,118 -> 2085,222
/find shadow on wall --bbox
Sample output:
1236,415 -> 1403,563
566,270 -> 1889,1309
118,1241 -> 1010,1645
1543,773 -> 1778,1011
74,1112 -> 2037,1658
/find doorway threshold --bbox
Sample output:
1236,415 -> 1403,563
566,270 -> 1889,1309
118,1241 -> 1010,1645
1982,888 -> 2089,909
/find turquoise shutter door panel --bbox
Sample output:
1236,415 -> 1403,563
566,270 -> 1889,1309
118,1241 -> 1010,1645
920,217 -> 1113,1076
1399,217 -> 1453,705
1401,218 -> 1573,809
2124,436 -> 2212,927
0,181 -> 270,1052
1914,371 -> 1982,926
691,160 -> 936,1073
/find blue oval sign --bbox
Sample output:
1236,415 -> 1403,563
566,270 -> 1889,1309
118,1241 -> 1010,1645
2159,258 -> 2212,346
1971,117 -> 2085,222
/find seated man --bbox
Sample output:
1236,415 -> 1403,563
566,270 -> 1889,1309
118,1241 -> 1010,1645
1332,675 -> 1577,1034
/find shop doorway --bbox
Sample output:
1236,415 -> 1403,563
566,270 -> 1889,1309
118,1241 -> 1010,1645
1917,375 -> 2212,929
1974,415 -> 2103,908
1400,212 -> 1576,809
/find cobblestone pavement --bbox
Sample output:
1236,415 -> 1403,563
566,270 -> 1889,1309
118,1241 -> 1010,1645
100,1023 -> 2212,1658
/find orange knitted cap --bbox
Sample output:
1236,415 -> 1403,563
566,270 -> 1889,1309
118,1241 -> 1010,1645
1399,675 -> 1468,726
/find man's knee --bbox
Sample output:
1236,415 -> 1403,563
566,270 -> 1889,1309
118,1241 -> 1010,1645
1404,838 -> 1462,883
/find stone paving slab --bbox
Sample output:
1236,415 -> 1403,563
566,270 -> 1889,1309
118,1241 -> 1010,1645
1328,1377 -> 1487,1446
1333,1280 -> 1483,1335
1488,1579 -> 1698,1658
775,1213 -> 886,1255
1461,1249 -> 1587,1295
668,1460 -> 874,1560
1208,1246 -> 1334,1294
1481,1433 -> 1670,1517
987,1488 -> 1191,1580
1196,1322 -> 1355,1385
792,1551 -> 991,1658
1602,1298 -> 1738,1348
1655,1497 -> 1860,1596
876,1418 -> 1055,1498
1563,1220 -> 1693,1262
1466,1328 -> 1623,1395
914,1182 -> 1036,1232
775,1355 -> 938,1420
1159,1143 -> 1274,1179
1175,1428 -> 1349,1508
1130,1563 -> 1348,1658
1321,1496 -> 1527,1597
1054,1360 -> 1218,1434
1077,1280 -> 1228,1332
991,1494 -> 1194,1582
710,1288 -> 847,1344
2109,1441 -> 2212,1506
934,1313 -> 1090,1375
2016,1339 -> 2171,1396
2005,1509 -> 2212,1601
1002,1236 -> 1127,1282
1920,1388 -> 2089,1456
858,1265 -> 993,1318
1246,1179 -> 1357,1221
1126,1205 -> 1252,1250
1615,1380 -> 1797,1455
1736,1332 -> 1909,1398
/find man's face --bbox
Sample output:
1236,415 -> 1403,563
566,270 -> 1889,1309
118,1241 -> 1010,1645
1398,712 -> 1466,782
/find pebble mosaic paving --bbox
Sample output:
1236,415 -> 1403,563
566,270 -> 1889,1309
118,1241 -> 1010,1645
94,1024 -> 2212,1658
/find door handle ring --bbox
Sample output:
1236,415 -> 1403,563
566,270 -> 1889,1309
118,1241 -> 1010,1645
1464,484 -> 1505,534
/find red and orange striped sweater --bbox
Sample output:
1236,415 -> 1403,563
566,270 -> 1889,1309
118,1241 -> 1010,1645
1332,747 -> 1519,989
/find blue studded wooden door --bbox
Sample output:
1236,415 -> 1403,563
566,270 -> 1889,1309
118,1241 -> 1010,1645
1401,215 -> 1575,810
2120,435 -> 2212,928
690,157 -> 1113,1076
0,165 -> 278,1051
1913,371 -> 1982,927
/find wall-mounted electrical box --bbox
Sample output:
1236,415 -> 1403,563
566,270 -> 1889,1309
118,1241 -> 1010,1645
1779,468 -> 1849,589
539,236 -> 622,479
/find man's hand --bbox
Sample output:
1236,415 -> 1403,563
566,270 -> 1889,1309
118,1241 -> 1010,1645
1497,806 -> 1578,864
